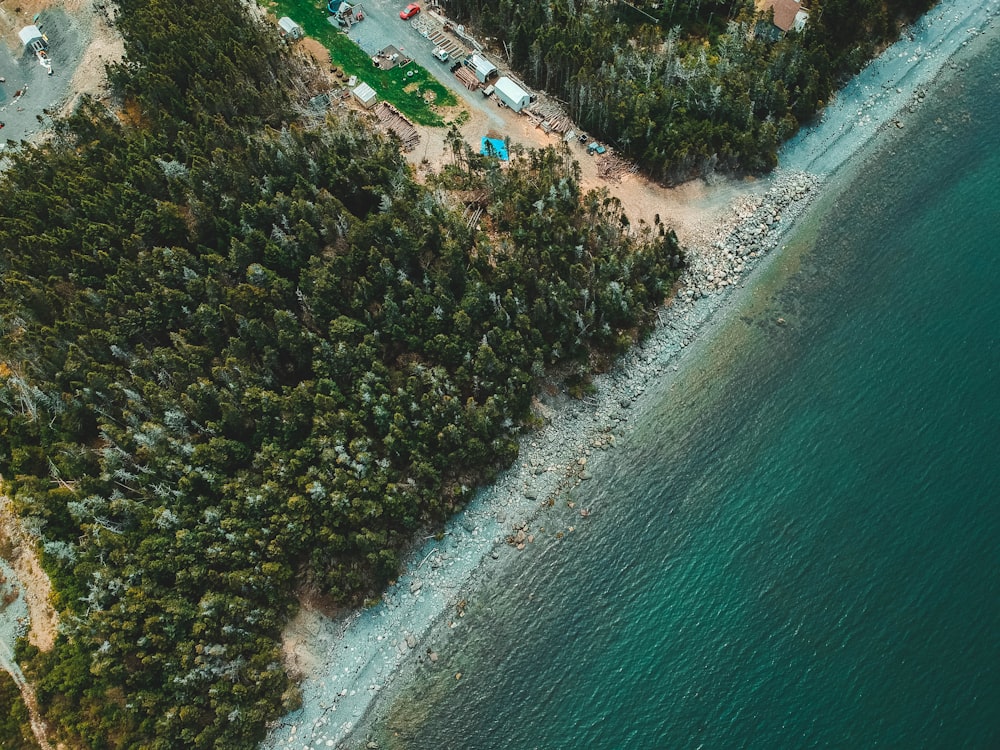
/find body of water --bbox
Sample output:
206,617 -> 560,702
370,24 -> 1000,750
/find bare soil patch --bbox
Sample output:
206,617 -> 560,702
0,494 -> 56,652
406,100 -> 762,249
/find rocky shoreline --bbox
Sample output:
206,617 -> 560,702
494,170 -> 822,515
263,169 -> 824,750
264,1 -> 1000,744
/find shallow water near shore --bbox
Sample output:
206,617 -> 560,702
369,25 -> 1000,750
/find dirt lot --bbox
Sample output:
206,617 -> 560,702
335,1 -> 761,245
407,95 -> 758,248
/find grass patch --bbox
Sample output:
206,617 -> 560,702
263,0 -> 459,126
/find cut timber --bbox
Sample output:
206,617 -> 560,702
373,101 -> 420,151
525,99 -> 571,134
454,66 -> 480,90
597,153 -> 639,183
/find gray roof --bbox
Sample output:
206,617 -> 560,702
352,82 -> 377,102
18,25 -> 43,46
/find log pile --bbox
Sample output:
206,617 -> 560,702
374,102 -> 420,151
525,99 -> 572,134
454,66 -> 480,90
597,153 -> 639,183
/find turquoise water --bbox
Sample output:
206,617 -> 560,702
371,30 -> 1000,749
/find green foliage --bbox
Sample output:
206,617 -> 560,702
0,672 -> 40,750
443,0 -> 935,182
0,0 -> 680,747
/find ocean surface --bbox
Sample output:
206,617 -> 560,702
368,25 -> 1000,750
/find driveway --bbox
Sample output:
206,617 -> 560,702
345,0 -> 505,129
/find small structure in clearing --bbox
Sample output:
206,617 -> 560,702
493,76 -> 531,113
278,16 -> 303,40
465,53 -> 498,84
18,25 -> 45,53
352,81 -> 377,109
756,0 -> 809,33
328,0 -> 365,28
18,25 -> 52,75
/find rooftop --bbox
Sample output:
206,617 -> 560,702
756,0 -> 809,32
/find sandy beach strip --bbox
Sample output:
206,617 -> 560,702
265,1 -> 1000,746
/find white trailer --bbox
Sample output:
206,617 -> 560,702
278,17 -> 304,40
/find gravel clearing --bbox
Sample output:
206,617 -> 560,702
0,5 -> 90,147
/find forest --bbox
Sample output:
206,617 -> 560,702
0,672 -> 38,749
443,0 -> 936,182
0,1 -> 681,747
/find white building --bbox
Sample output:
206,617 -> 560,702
18,25 -> 46,53
278,16 -> 304,40
466,53 -> 498,84
494,77 -> 531,113
352,81 -> 377,109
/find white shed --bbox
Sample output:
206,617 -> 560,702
352,81 -> 377,109
494,76 -> 531,113
466,53 -> 498,83
18,25 -> 45,52
278,16 -> 303,40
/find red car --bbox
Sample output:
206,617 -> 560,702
399,3 -> 420,19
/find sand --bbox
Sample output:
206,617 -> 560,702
0,494 -> 56,750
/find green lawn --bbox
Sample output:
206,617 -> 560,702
263,0 -> 459,125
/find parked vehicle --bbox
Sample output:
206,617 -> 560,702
433,47 -> 449,62
399,3 -> 420,20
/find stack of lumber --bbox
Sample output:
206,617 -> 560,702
454,66 -> 480,90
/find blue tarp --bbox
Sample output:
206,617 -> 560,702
480,137 -> 508,160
